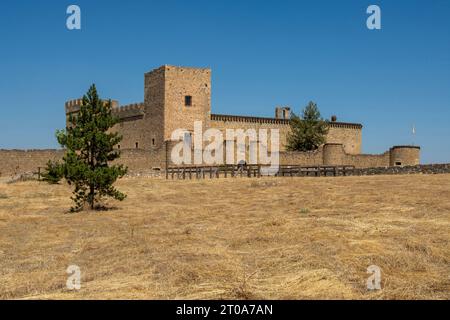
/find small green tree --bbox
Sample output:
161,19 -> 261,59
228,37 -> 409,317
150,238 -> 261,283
57,84 -> 127,211
286,101 -> 329,151
42,160 -> 64,184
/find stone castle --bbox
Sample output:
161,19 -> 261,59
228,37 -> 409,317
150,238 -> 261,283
65,65 -> 364,155
0,65 -> 420,176
65,65 -> 420,169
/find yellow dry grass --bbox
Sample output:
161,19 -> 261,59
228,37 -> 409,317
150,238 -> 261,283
0,174 -> 449,300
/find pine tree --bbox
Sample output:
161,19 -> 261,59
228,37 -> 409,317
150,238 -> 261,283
42,160 -> 64,184
286,101 -> 329,151
56,84 -> 127,211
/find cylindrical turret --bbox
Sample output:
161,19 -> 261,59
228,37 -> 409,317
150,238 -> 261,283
323,143 -> 345,165
389,146 -> 420,166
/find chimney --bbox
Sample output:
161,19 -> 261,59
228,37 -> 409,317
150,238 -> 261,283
275,106 -> 291,120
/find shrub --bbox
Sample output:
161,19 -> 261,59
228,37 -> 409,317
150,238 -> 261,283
42,160 -> 64,184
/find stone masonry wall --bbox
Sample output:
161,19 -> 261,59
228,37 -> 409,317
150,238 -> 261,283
345,152 -> 390,168
163,66 -> 211,141
0,149 -> 167,177
279,148 -> 323,166
210,118 -> 362,155
0,150 -> 65,176
144,66 -> 166,149
389,146 -> 420,166
326,125 -> 362,155
0,143 -> 418,176
353,163 -> 450,175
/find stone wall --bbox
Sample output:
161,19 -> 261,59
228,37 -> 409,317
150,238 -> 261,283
326,124 -> 362,154
111,114 -> 146,150
143,66 -> 166,150
281,144 -> 419,168
389,146 -> 420,166
0,148 -> 168,177
0,150 -> 65,176
345,153 -> 390,168
353,163 -> 450,175
113,148 -> 166,172
163,66 -> 211,141
321,144 -> 392,168
279,148 -> 323,166
323,143 -> 345,165
210,116 -> 362,155
0,143 -> 421,176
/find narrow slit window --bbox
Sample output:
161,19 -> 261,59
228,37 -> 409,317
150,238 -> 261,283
184,132 -> 192,147
135,142 -> 139,149
185,95 -> 192,107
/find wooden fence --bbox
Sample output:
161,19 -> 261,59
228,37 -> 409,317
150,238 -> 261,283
166,164 -> 355,179
166,164 -> 261,180
276,165 -> 355,177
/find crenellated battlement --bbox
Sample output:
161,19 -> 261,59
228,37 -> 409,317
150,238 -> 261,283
64,99 -> 84,114
114,103 -> 144,112
211,113 -> 362,129
65,98 -> 84,109
65,98 -> 120,115
112,103 -> 145,121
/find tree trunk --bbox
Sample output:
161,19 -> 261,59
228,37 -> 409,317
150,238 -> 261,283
89,184 -> 94,210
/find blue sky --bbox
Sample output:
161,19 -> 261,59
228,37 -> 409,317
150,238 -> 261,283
0,0 -> 449,163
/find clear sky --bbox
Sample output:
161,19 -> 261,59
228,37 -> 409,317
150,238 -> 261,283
0,0 -> 449,163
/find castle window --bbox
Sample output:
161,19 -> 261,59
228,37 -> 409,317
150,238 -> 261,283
395,161 -> 402,166
135,142 -> 139,149
117,145 -> 120,150
184,132 -> 192,147
152,138 -> 155,146
185,95 -> 192,107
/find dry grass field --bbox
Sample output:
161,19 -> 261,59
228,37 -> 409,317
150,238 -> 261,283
0,174 -> 449,300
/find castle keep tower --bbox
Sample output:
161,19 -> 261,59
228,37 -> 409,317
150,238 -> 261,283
65,65 -> 211,150
145,65 -> 211,148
